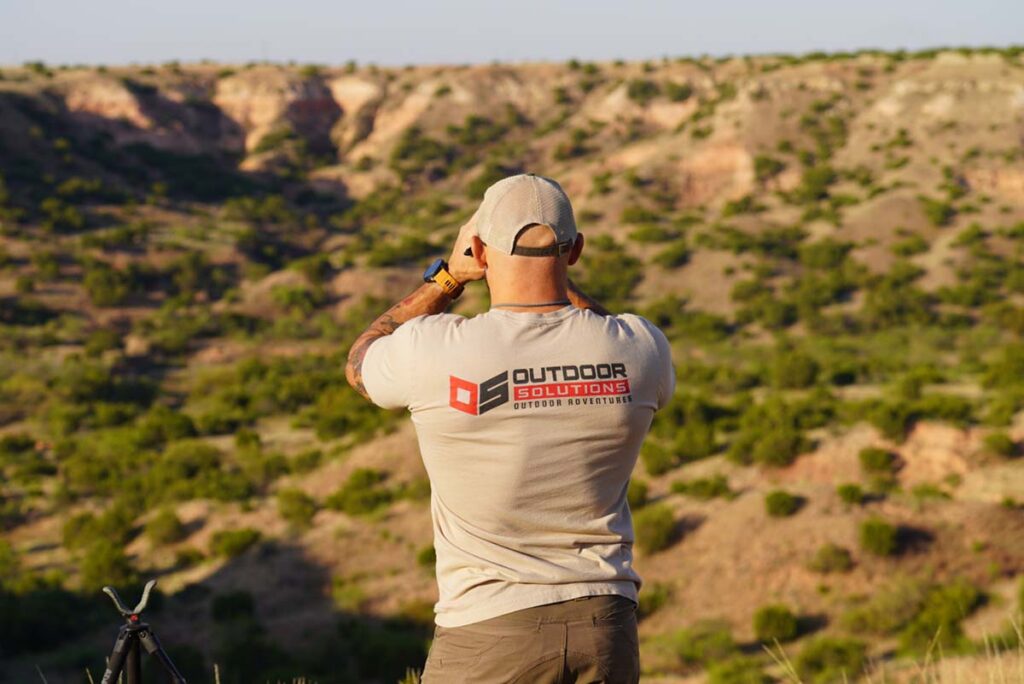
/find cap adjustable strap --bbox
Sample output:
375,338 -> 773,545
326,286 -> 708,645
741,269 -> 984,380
510,241 -> 573,257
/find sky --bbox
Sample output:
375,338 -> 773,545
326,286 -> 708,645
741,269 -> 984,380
0,0 -> 1021,67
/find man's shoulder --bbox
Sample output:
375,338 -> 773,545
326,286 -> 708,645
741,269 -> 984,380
606,312 -> 666,338
401,312 -> 468,334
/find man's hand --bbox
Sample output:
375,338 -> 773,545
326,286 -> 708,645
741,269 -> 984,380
346,212 -> 488,401
447,209 -> 486,284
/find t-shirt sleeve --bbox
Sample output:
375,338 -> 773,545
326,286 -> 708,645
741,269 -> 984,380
628,315 -> 675,411
360,318 -> 424,410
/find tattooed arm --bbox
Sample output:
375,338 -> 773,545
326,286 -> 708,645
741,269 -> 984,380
567,279 -> 611,317
345,284 -> 455,400
346,210 -> 487,401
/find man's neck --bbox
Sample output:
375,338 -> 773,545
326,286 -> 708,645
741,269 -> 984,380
488,279 -> 569,313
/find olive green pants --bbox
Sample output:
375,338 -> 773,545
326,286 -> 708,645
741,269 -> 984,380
420,595 -> 640,684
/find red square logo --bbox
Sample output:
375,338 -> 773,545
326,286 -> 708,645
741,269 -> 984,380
449,376 -> 478,415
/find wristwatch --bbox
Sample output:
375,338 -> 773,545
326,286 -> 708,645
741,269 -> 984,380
423,258 -> 464,299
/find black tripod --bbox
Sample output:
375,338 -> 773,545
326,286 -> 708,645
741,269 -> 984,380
100,579 -> 187,684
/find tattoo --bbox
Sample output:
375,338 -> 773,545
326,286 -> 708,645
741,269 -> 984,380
346,284 -> 452,400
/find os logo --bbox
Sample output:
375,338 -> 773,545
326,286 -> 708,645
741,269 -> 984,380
449,372 -> 509,415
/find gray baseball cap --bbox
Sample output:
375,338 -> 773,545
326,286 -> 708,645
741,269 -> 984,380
475,173 -> 578,256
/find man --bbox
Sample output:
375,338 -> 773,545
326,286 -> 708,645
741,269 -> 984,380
345,173 -> 674,683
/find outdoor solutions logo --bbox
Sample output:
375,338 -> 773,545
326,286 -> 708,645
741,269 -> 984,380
449,372 -> 509,415
449,363 -> 633,415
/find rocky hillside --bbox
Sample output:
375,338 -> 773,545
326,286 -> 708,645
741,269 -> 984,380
1,48 -> 1024,683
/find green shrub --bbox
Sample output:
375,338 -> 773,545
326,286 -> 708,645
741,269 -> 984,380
983,431 -> 1017,457
627,479 -> 648,509
80,539 -> 137,592
84,328 -> 122,357
670,620 -> 737,666
576,236 -> 643,308
795,636 -> 867,683
209,528 -> 261,558
416,545 -> 436,569
145,508 -> 186,545
640,442 -> 677,476
626,79 -> 660,105
653,241 -> 692,268
808,543 -> 854,574
638,581 -> 670,618
728,397 -> 807,467
147,440 -> 253,503
633,503 -> 675,554
753,604 -> 798,643
919,195 -> 956,226
859,517 -> 898,556
897,579 -> 981,654
84,262 -> 135,306
707,657 -> 771,684
664,81 -> 693,102
276,488 -> 317,530
764,490 -> 801,518
325,468 -> 392,516
772,351 -> 819,388
754,155 -> 785,184
671,474 -> 733,500
858,447 -> 897,475
837,483 -> 864,505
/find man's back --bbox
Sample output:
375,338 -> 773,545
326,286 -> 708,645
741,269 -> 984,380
363,305 -> 674,627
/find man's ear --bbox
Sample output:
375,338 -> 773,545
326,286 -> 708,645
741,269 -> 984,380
471,235 -> 487,268
567,233 -> 584,266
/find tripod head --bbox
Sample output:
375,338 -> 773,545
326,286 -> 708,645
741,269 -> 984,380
103,579 -> 157,621
99,578 -> 187,684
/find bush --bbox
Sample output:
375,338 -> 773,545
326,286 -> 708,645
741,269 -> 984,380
416,545 -> 436,569
640,442 -> 677,476
772,351 -> 819,389
837,483 -> 864,505
80,539 -> 137,592
728,397 -> 807,467
898,579 -> 981,654
325,468 -> 392,516
626,79 -> 660,105
633,503 -> 675,554
671,474 -> 733,500
983,431 -> 1017,457
919,195 -> 956,226
707,657 -> 771,684
664,81 -> 693,102
859,517 -> 898,556
276,488 -> 317,530
858,447 -> 897,475
638,581 -> 670,618
808,543 -> 854,574
210,528 -> 261,558
145,508 -> 186,545
653,241 -> 692,269
795,636 -> 867,684
764,490 -> 801,518
670,621 -> 737,666
627,479 -> 648,509
753,604 -> 798,643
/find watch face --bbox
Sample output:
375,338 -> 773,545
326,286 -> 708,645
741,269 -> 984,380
423,257 -> 446,282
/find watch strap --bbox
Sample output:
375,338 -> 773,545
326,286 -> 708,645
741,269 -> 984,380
431,264 -> 464,299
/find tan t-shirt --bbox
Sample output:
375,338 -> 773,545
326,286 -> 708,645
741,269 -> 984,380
362,304 -> 674,627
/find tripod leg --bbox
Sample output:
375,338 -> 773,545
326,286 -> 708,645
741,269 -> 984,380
100,628 -> 131,684
139,629 -> 188,684
126,635 -> 142,684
